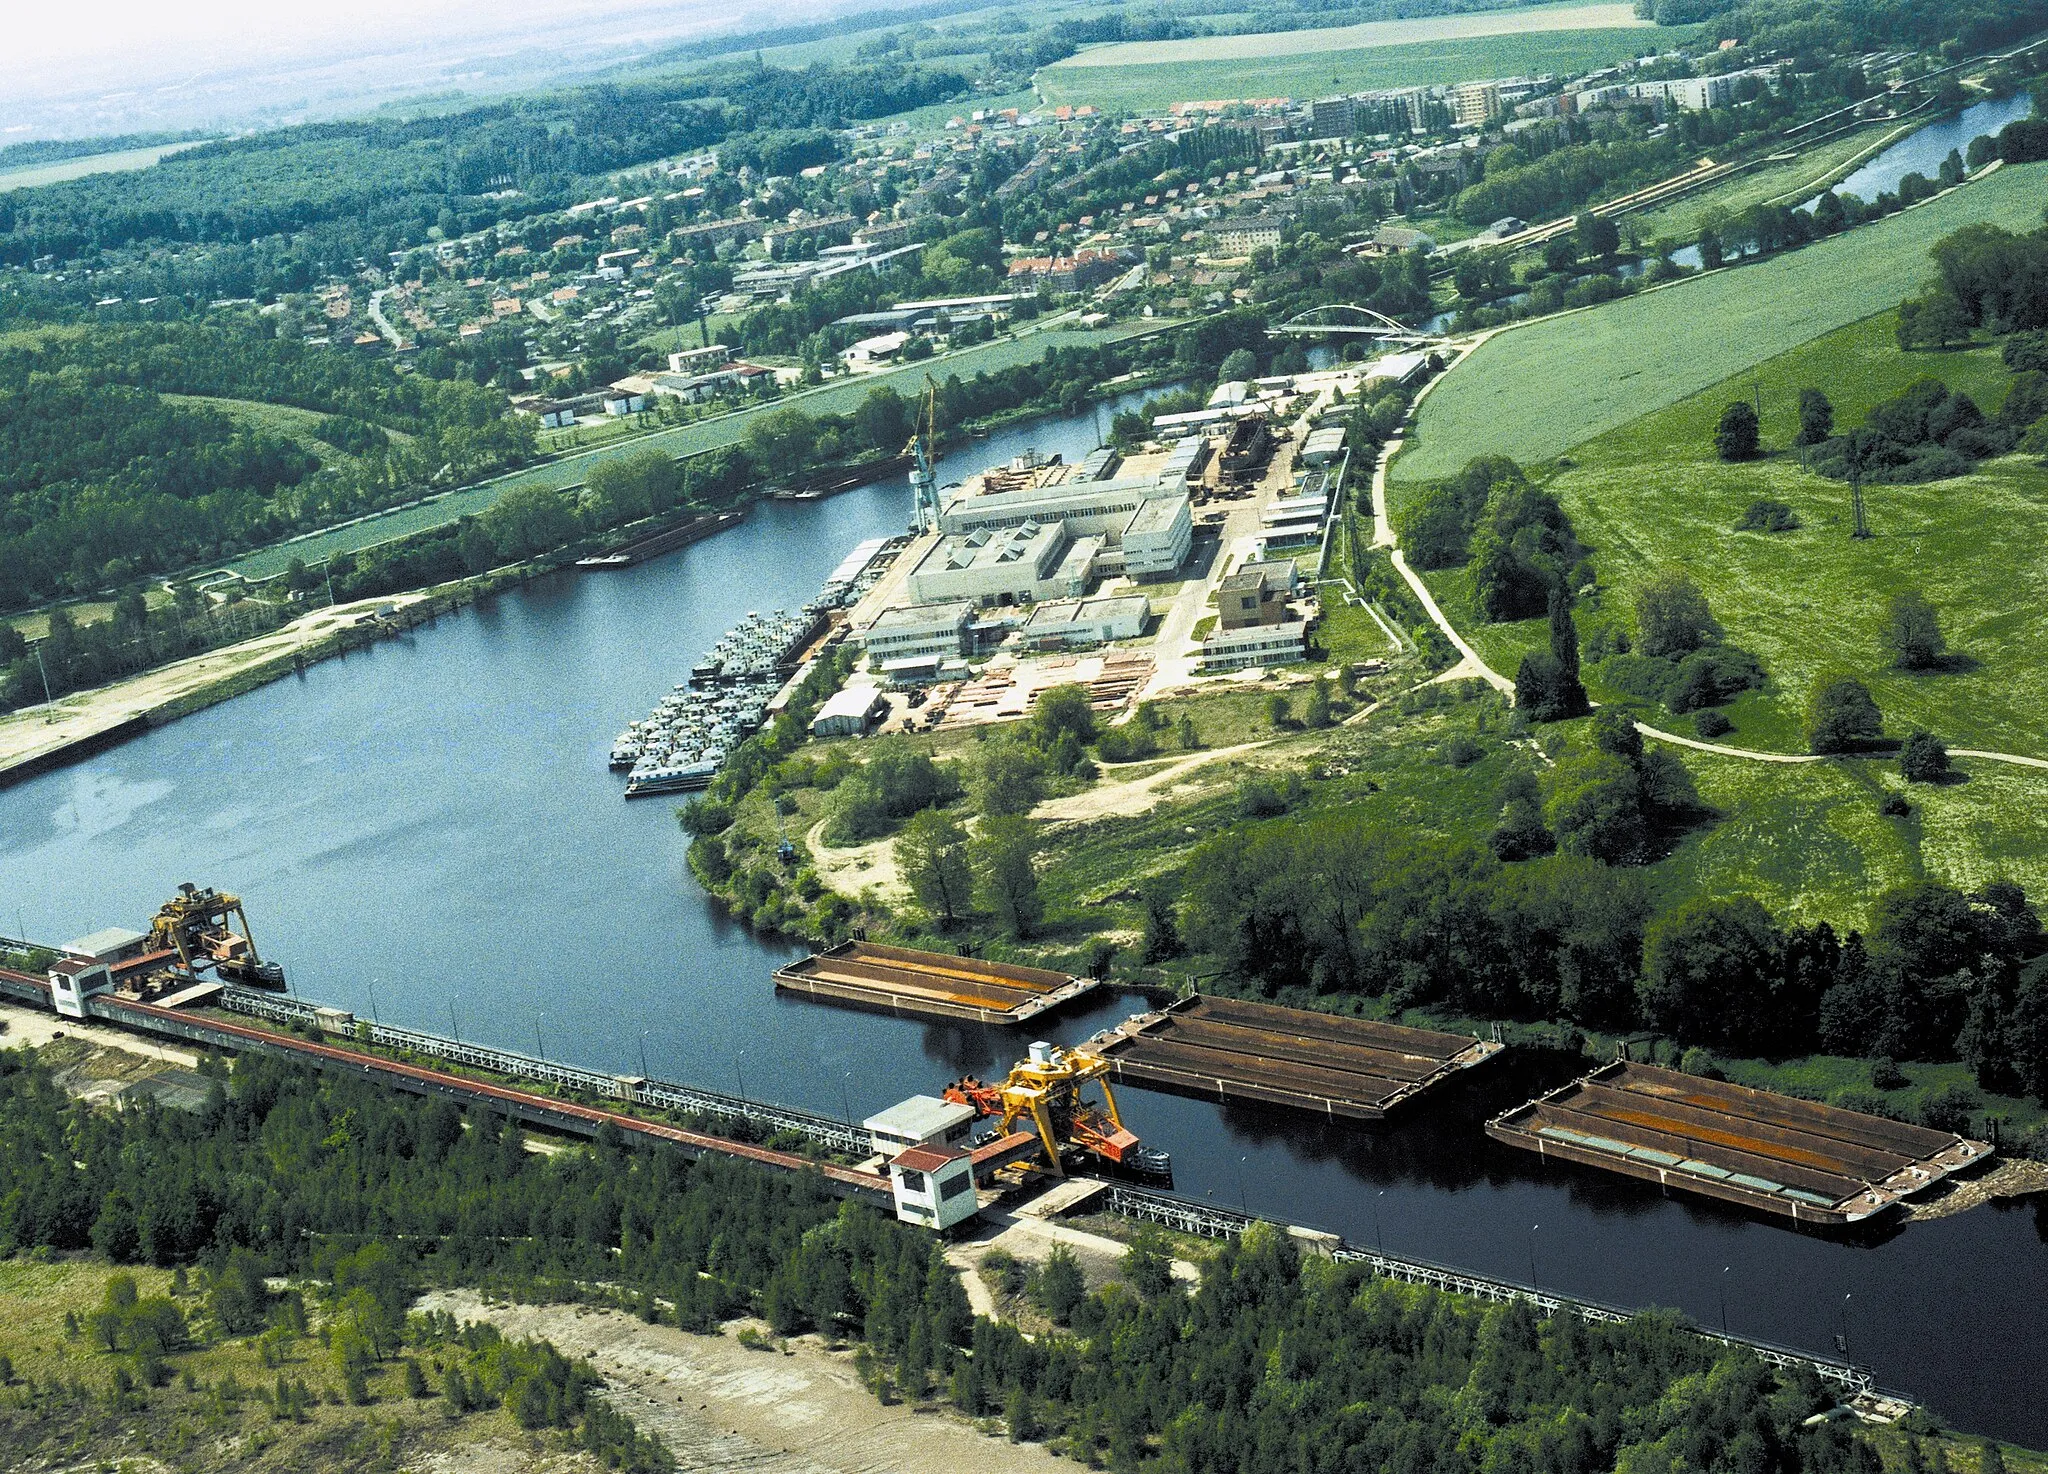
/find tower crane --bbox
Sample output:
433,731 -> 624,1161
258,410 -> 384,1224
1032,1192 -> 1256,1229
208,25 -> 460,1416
905,375 -> 942,535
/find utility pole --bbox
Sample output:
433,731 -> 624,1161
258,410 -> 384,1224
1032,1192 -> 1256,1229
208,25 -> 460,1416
34,642 -> 55,724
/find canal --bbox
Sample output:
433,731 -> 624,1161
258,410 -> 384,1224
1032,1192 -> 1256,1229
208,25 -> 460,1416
3,397 -> 2045,1443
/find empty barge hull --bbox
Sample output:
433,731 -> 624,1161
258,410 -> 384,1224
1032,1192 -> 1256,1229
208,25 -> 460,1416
773,940 -> 1098,1024
1488,1060 -> 1993,1227
1085,995 -> 1503,1120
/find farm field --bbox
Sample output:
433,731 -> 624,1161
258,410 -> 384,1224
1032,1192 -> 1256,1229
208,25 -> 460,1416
0,140 -> 211,192
1392,159 -> 2048,482
228,316 -> 1176,579
1035,27 -> 1681,113
1621,124 -> 1906,244
1042,2 -> 1650,69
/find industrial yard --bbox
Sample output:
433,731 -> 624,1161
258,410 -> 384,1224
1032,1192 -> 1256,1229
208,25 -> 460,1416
811,358 -> 1431,738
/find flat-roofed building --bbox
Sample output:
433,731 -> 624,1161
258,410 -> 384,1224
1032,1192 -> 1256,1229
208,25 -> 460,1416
1017,594 -> 1152,649
860,601 -> 974,670
1121,494 -> 1192,576
864,1094 -> 979,1157
907,519 -> 1108,606
1200,619 -> 1307,670
1218,558 -> 1300,629
1452,82 -> 1502,127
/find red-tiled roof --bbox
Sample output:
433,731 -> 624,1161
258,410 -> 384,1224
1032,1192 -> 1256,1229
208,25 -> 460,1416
892,1145 -> 964,1173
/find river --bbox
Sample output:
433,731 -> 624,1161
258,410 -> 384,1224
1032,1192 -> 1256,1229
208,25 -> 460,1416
4,396 -> 2046,1443
1827,92 -> 2037,205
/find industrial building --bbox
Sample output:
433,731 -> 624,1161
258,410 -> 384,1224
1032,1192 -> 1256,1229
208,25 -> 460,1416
1199,619 -> 1307,671
1017,594 -> 1152,649
1299,426 -> 1347,467
927,448 -> 1196,584
888,1143 -> 979,1230
809,683 -> 889,738
864,1094 -> 978,1157
858,600 -> 975,678
1217,560 -> 1300,630
1121,495 -> 1193,575
906,519 -> 1102,605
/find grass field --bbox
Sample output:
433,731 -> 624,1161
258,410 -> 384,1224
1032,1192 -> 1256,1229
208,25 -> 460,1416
1475,312 -> 2048,758
1044,2 -> 1649,69
1622,125 -> 1907,245
158,392 -> 409,465
1036,27 -> 1681,113
1392,308 -> 2048,923
228,316 -> 1176,579
0,140 -> 211,192
1392,160 -> 2048,483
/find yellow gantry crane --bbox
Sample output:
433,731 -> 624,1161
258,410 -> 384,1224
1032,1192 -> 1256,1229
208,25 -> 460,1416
946,1041 -> 1152,1177
148,882 -> 286,988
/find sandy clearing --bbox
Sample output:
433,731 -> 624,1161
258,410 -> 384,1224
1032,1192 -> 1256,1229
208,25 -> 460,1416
0,998 -> 200,1070
417,1290 -> 1068,1474
806,816 -> 906,901
1046,3 -> 1647,69
0,590 -> 431,776
1031,740 -> 1270,823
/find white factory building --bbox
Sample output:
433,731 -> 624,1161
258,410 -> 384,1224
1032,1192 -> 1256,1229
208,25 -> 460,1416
914,449 -> 1194,598
906,518 -> 1103,605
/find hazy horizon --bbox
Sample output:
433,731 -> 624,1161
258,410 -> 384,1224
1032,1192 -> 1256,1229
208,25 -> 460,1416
0,0 -> 912,145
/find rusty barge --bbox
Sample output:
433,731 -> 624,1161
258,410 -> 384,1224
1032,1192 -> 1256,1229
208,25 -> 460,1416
1487,1060 -> 1993,1227
1084,994 -> 1504,1120
773,940 -> 1100,1024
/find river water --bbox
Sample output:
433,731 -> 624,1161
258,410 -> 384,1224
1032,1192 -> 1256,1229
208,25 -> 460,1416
1828,92 -> 2037,205
4,397 -> 2046,1442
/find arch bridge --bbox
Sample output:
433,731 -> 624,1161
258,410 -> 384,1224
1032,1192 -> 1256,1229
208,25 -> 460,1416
1268,303 -> 1444,346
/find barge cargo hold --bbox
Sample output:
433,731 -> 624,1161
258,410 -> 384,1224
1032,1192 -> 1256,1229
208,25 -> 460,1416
773,940 -> 1099,1024
1487,1060 -> 1993,1227
1085,995 -> 1503,1120
575,510 -> 743,569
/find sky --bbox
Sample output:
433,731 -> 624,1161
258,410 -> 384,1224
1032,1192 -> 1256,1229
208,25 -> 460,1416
2,0 -> 731,82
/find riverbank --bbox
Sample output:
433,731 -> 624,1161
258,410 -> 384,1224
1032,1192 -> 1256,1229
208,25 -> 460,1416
0,564 -> 540,785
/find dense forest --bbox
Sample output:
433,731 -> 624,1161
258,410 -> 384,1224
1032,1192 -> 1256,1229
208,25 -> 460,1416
0,319 -> 532,607
0,1050 -> 1914,1474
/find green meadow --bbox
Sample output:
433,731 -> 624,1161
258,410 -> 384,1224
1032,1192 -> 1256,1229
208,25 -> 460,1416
1393,161 -> 2048,482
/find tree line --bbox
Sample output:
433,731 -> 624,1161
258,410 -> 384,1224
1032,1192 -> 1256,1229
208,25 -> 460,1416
0,1046 -> 1930,1474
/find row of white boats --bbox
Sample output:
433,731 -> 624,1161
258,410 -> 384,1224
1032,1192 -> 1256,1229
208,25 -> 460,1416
611,607 -> 821,797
